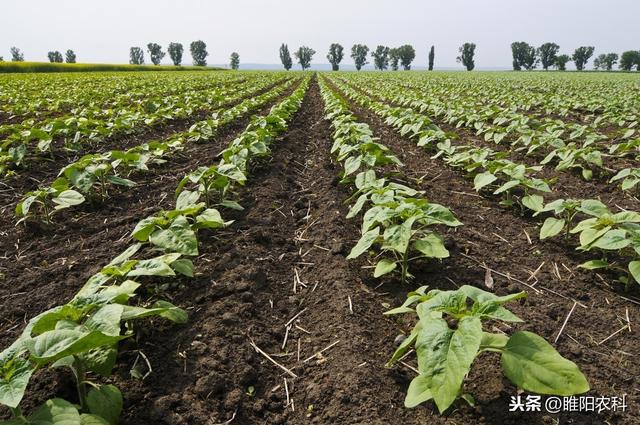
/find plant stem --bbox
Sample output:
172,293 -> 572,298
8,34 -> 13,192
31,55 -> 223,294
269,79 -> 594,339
72,359 -> 88,412
100,174 -> 107,200
401,249 -> 409,284
10,406 -> 24,419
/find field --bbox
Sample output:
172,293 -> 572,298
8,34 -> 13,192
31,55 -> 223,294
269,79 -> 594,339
0,69 -> 639,424
0,62 -> 224,73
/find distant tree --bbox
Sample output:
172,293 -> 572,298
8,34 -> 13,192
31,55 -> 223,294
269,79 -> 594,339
594,53 -> 618,71
351,44 -> 369,71
147,43 -> 165,65
555,54 -> 571,71
537,42 -> 560,70
389,48 -> 400,71
592,54 -> 603,70
230,52 -> 240,70
511,41 -> 538,70
10,47 -> 24,62
619,51 -> 640,71
65,49 -> 76,63
294,46 -> 315,70
572,46 -> 595,71
326,43 -> 344,71
279,43 -> 293,70
371,45 -> 390,70
168,43 -> 183,66
428,45 -> 435,71
397,45 -> 416,70
47,51 -> 63,63
129,47 -> 144,65
190,40 -> 208,66
457,42 -> 476,71
0,57 -> 3,62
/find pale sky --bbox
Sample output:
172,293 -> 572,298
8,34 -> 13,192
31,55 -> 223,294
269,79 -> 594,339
1,0 -> 637,69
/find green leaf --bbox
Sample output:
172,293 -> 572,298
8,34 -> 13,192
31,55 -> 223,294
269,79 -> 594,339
52,190 -> 85,210
81,345 -> 117,377
127,259 -> 173,277
578,259 -> 609,270
628,261 -> 640,284
154,300 -> 188,323
346,194 -> 368,219
80,414 -> 110,425
344,155 -> 362,176
87,385 -> 122,425
382,222 -> 412,254
578,199 -> 609,217
501,331 -> 590,395
479,332 -> 509,351
461,286 -> 526,322
404,374 -> 433,408
25,398 -> 81,424
590,229 -> 630,251
578,226 -> 611,248
493,179 -> 520,195
131,216 -> 160,242
473,172 -> 497,191
171,258 -> 194,277
413,233 -> 449,259
175,190 -> 200,210
121,301 -> 187,324
107,244 -> 141,267
387,323 -> 421,367
346,227 -> 380,259
218,200 -> 243,210
415,316 -> 483,413
0,355 -> 35,408
85,305 -> 123,336
27,328 -> 124,366
540,217 -> 565,240
195,208 -> 226,230
148,216 -> 198,255
106,175 -> 136,187
621,177 -> 639,191
373,259 -> 397,277
522,194 -> 545,212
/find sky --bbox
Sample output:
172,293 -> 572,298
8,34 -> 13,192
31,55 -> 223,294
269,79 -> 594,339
1,0 -> 638,69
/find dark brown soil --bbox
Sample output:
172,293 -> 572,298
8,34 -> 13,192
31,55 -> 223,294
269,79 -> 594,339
1,76 -> 638,425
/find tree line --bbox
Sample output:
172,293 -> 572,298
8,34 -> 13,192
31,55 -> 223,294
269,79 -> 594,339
510,42 -> 640,71
3,42 -> 639,71
279,43 -> 426,71
277,42 -> 640,71
2,47 -> 77,64
277,42 -> 471,71
1,43 -> 241,69
128,41 -> 240,69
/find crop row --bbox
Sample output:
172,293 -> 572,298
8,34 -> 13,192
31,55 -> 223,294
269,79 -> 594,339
327,76 -> 640,288
344,73 -> 640,188
317,76 -> 588,413
0,73 -> 288,176
0,77 -> 310,424
373,72 -> 639,132
15,78 -> 297,223
0,72 -> 245,120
